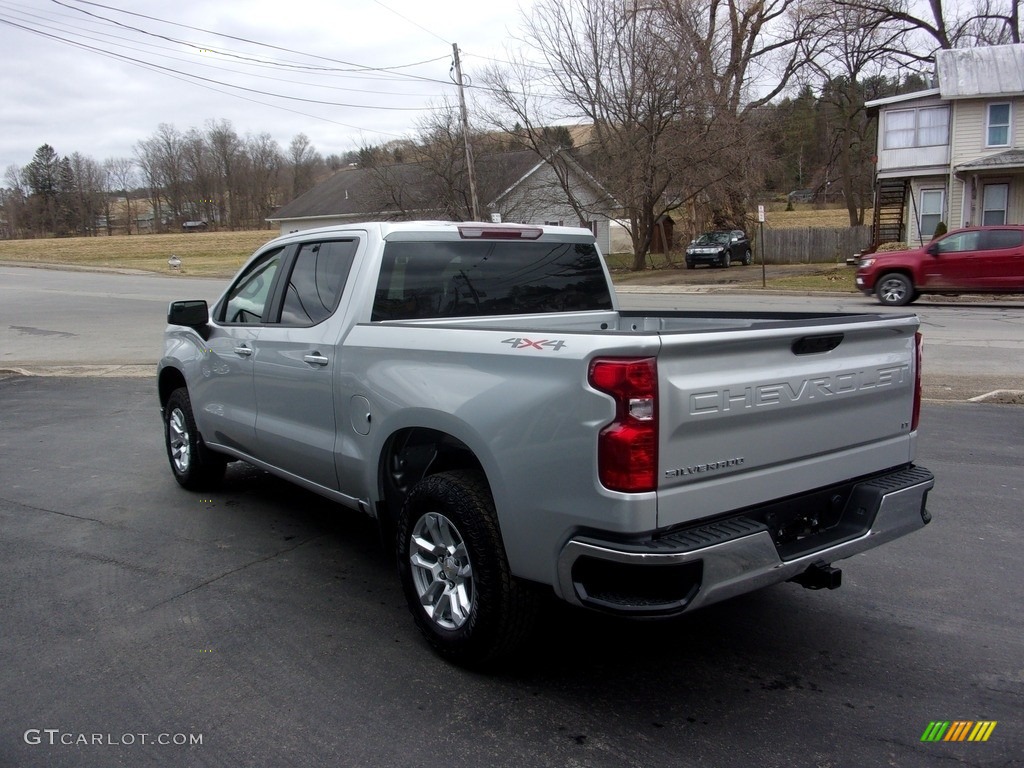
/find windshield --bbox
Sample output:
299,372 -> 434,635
372,240 -> 612,321
695,232 -> 730,245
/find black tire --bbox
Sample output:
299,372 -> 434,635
875,273 -> 915,306
396,470 -> 539,667
686,261 -> 695,270
164,387 -> 227,490
741,249 -> 752,266
720,252 -> 731,268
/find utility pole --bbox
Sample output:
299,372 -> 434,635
452,43 -> 480,221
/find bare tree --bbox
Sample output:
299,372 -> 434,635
104,157 -> 137,234
408,99 -> 478,220
801,0 -> 908,225
134,138 -> 164,233
835,0 -> 1021,53
207,119 -> 242,230
288,133 -> 323,200
243,133 -> 283,228
64,152 -> 105,236
484,0 -> 786,268
136,124 -> 189,231
963,0 -> 1021,43
2,165 -> 30,238
182,128 -> 218,226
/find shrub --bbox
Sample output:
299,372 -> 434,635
875,241 -> 909,252
931,221 -> 947,240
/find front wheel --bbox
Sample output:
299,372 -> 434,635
741,249 -> 752,266
719,252 -> 731,268
875,273 -> 915,306
396,470 -> 539,667
164,387 -> 227,490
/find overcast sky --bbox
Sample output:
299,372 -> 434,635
0,0 -> 533,173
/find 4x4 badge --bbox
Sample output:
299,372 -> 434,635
501,337 -> 567,351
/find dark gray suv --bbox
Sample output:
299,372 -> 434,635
685,230 -> 752,268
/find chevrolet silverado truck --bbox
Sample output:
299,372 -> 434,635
158,221 -> 934,666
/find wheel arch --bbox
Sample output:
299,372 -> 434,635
158,365 -> 188,410
376,425 -> 489,536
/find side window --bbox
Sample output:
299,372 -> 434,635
983,229 -> 1023,250
279,239 -> 358,326
221,249 -> 284,324
935,231 -> 981,254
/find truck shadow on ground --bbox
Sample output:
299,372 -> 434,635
212,461 -> 899,699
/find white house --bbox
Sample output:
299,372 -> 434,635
866,44 -> 1024,248
267,149 -> 618,254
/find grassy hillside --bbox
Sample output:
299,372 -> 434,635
760,205 -> 870,229
0,208 -> 868,282
0,230 -> 277,277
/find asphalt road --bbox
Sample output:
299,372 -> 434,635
0,377 -> 1021,767
2,265 -> 1023,400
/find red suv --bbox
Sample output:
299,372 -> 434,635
856,226 -> 1024,305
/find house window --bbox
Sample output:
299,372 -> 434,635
883,106 -> 949,149
982,184 -> 1008,225
919,189 -> 945,239
987,103 -> 1011,147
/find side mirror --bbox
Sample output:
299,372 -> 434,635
168,299 -> 209,327
925,243 -> 939,256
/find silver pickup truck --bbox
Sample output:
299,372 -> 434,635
158,221 -> 934,666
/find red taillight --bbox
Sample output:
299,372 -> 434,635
589,357 -> 658,493
912,332 -> 923,431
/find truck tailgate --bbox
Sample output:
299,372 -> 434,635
655,314 -> 919,528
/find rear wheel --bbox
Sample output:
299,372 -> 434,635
164,387 -> 226,490
741,249 -> 752,266
875,273 -> 915,306
396,470 -> 539,667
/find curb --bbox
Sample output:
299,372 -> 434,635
0,365 -> 156,378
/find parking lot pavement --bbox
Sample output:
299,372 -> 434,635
1,376 -> 1021,767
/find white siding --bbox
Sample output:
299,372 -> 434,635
874,96 -> 949,173
957,176 -> 1024,226
492,162 -> 613,254
951,96 -> 1024,163
906,177 -> 949,244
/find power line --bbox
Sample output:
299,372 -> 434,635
0,3 -> 449,98
0,17 -> 418,138
1,2 -> 448,94
371,0 -> 451,46
54,0 -> 457,85
1,16 -> 441,111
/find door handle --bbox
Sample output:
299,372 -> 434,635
233,345 -> 253,357
303,353 -> 329,367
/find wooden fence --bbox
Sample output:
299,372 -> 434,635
753,226 -> 871,264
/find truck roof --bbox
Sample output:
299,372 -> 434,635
267,220 -> 596,249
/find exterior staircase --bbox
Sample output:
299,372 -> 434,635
871,178 -> 908,250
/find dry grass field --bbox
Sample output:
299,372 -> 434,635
762,204 -> 870,229
0,212 -> 863,292
0,230 -> 278,277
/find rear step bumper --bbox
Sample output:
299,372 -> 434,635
556,465 -> 934,616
